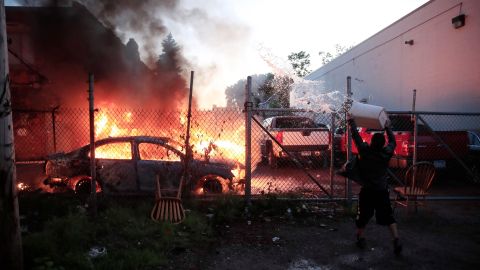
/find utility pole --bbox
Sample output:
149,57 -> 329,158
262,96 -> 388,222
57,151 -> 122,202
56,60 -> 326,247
0,0 -> 24,269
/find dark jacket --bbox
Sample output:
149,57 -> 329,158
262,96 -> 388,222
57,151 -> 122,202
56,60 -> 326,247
349,119 -> 396,190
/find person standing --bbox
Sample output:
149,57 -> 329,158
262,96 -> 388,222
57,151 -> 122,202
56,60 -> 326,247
348,116 -> 402,255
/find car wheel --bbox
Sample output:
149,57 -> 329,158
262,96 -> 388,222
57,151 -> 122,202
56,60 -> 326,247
196,175 -> 231,195
76,179 -> 91,195
203,179 -> 223,194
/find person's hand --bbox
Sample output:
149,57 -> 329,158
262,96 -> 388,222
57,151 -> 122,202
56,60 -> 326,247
384,118 -> 391,129
347,114 -> 355,125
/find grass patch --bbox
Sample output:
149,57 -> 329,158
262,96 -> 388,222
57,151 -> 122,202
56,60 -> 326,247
20,193 -> 339,269
21,195 -> 215,270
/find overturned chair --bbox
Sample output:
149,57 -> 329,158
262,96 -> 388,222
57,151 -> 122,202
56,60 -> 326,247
151,175 -> 186,224
394,161 -> 436,212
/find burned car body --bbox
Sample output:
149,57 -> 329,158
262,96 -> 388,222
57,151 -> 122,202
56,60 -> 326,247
44,136 -> 238,195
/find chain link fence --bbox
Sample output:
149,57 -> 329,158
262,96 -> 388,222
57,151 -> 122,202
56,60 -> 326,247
249,110 -> 342,199
12,107 -> 480,197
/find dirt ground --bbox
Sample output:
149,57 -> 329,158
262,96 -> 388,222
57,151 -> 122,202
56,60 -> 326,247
169,200 -> 480,270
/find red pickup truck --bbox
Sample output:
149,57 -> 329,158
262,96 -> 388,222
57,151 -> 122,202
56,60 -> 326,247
338,115 -> 469,169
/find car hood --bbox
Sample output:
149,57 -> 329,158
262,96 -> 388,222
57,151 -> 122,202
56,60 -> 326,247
46,148 -> 84,161
196,157 -> 244,169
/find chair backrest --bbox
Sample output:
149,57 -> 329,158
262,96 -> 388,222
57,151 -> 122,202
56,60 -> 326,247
404,161 -> 436,193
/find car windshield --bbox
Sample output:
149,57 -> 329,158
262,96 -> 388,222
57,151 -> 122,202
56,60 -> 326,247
276,117 -> 315,129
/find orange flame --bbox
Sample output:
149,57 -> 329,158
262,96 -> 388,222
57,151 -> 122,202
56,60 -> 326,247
93,109 -> 245,168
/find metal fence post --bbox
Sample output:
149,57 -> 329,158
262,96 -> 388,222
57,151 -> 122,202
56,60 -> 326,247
346,76 -> 352,206
244,76 -> 252,205
330,112 -> 335,197
184,71 -> 194,195
88,73 -> 97,216
412,89 -> 417,166
51,106 -> 58,153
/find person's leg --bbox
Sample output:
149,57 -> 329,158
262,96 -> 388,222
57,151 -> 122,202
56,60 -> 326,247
389,223 -> 399,239
389,222 -> 402,255
356,188 -> 374,248
375,190 -> 402,255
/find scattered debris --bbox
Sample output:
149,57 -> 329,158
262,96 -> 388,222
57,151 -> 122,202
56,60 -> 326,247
88,246 -> 107,259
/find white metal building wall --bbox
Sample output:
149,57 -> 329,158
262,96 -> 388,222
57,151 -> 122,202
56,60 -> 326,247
304,0 -> 480,113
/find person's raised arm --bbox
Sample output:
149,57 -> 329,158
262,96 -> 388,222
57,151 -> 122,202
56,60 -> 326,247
348,118 -> 367,151
384,120 -> 396,154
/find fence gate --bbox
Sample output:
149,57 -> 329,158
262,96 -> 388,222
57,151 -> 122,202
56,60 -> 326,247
247,108 -> 344,199
413,112 -> 480,183
242,77 -> 359,201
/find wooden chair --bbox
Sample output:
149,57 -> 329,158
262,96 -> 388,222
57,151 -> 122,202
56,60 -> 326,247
151,175 -> 186,224
394,161 -> 436,212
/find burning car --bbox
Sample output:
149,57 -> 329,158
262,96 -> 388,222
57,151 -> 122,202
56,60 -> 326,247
43,136 -> 243,195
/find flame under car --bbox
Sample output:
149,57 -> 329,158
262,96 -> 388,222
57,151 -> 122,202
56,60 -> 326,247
43,136 -> 238,195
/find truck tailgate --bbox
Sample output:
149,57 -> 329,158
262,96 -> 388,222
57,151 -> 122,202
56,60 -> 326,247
275,128 -> 330,147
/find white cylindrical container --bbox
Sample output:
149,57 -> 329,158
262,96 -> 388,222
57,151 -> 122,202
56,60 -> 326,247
349,101 -> 389,129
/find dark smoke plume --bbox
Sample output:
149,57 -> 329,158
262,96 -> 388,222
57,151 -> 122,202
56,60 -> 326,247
7,0 -> 190,110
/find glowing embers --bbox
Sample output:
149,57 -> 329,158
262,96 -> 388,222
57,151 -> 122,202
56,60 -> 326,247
17,182 -> 29,191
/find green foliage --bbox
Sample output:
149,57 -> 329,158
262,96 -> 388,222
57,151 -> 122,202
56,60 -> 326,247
32,257 -> 66,270
287,51 -> 311,77
207,196 -> 244,225
318,44 -> 354,66
23,213 -> 95,270
21,196 -> 214,270
224,74 -> 268,108
94,248 -> 167,270
156,33 -> 182,74
257,73 -> 292,109
21,194 -> 340,269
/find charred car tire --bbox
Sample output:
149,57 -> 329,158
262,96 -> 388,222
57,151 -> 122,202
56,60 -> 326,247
203,178 -> 223,194
76,179 -> 92,196
198,175 -> 231,195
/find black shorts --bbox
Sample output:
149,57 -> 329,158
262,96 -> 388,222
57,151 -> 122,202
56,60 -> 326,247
356,188 -> 395,228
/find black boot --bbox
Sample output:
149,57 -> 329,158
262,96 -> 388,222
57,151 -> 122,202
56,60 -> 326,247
356,236 -> 367,249
393,238 -> 403,256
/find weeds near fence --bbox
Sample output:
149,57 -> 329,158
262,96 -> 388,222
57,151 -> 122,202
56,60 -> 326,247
21,194 -> 214,270
19,191 -> 347,269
